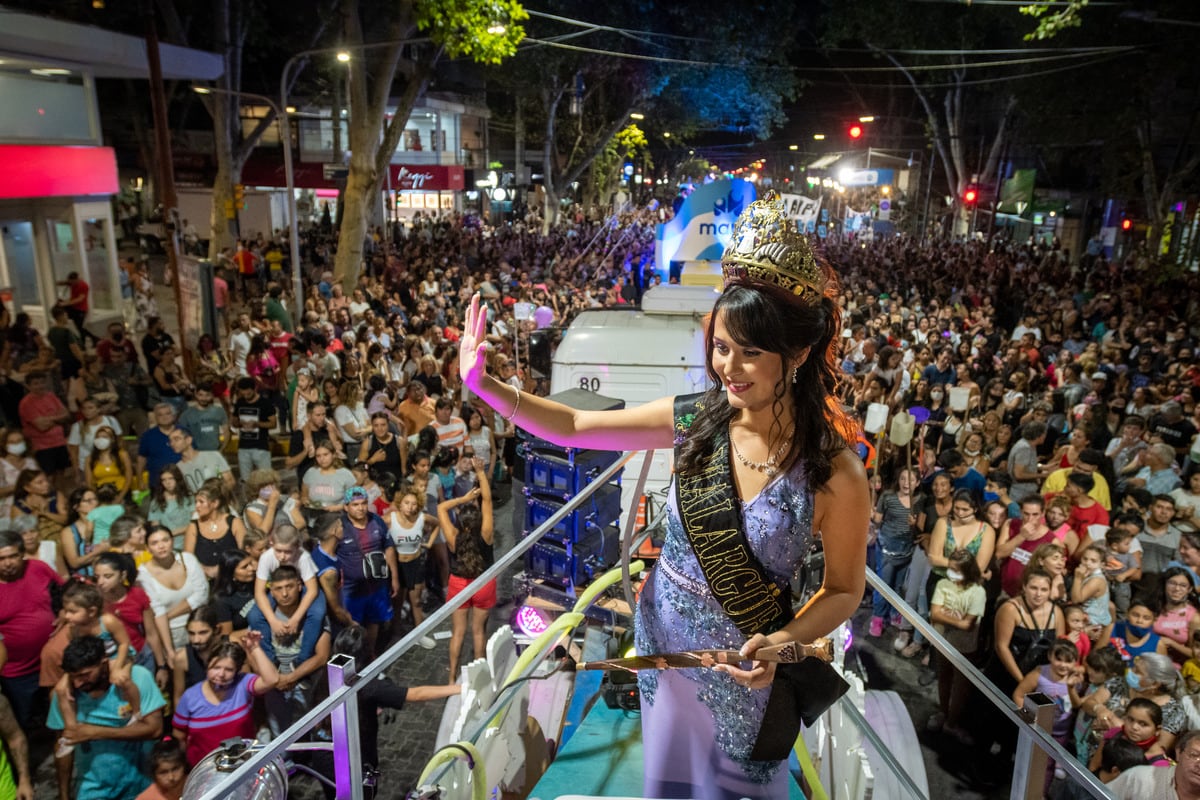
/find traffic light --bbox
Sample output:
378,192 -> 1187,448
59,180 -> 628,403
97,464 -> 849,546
963,186 -> 978,206
848,124 -> 863,140
1121,218 -> 1132,231
233,184 -> 245,209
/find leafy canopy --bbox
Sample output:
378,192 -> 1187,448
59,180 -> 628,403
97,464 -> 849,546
416,0 -> 528,64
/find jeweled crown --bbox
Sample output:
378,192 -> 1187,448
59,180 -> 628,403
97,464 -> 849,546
721,198 -> 825,300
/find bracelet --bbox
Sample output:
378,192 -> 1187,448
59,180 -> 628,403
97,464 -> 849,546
503,382 -> 521,422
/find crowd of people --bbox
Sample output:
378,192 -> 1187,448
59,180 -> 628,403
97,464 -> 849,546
0,199 -> 1197,798
833,236 -> 1200,795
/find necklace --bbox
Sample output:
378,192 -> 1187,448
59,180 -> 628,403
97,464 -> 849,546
729,429 -> 792,477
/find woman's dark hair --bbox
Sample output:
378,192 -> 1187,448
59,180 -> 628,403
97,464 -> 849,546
1124,697 -> 1164,727
1085,644 -> 1125,679
454,503 -> 487,576
206,640 -> 247,672
676,276 -> 855,488
366,374 -> 388,406
66,486 -> 93,525
951,488 -> 979,515
14,469 -> 45,501
433,446 -> 458,470
213,549 -> 251,598
95,551 -> 138,588
1158,566 -> 1198,611
332,624 -> 372,664
151,464 -> 193,509
416,426 -> 439,455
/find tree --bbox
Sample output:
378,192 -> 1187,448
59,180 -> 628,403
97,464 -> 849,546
1007,0 -> 1200,259
331,0 -> 526,290
822,0 -> 1028,234
491,0 -> 800,230
153,0 -> 337,260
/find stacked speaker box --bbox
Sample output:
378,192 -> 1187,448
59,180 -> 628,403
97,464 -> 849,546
520,388 -> 625,593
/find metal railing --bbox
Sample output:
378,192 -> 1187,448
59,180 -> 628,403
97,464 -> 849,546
863,568 -> 1116,800
193,442 -> 1119,800
193,451 -> 636,800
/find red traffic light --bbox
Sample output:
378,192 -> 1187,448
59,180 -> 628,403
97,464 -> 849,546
1121,218 -> 1132,231
848,124 -> 863,140
963,188 -> 978,205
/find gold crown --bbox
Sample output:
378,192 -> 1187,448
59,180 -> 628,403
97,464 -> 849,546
721,198 -> 824,300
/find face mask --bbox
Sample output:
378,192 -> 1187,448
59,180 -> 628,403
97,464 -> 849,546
1125,670 -> 1143,691
6,443 -> 26,456
1125,623 -> 1152,639
983,491 -> 1000,504
93,437 -> 112,451
964,446 -> 981,457
931,391 -> 944,401
947,569 -> 964,582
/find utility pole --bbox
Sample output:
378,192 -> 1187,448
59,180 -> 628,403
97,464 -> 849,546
145,4 -> 191,378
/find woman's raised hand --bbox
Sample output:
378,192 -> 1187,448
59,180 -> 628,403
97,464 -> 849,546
459,294 -> 489,391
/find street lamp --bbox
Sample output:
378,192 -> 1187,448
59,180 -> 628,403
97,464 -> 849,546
278,38 -> 429,319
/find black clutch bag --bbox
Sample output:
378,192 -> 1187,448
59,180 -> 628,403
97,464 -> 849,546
749,658 -> 850,762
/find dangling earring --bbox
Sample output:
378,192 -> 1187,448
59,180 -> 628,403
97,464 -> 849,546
791,366 -> 799,383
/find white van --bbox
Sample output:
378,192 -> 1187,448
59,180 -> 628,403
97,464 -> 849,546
549,284 -> 720,529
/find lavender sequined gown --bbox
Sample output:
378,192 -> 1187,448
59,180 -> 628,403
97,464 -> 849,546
635,460 -> 814,800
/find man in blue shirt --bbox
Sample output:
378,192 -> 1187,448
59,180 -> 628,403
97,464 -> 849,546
938,449 -> 987,500
135,404 -> 181,489
48,636 -> 165,800
921,347 -> 957,387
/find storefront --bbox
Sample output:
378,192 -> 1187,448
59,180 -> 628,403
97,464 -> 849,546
0,145 -> 121,331
0,8 -> 222,332
240,156 -> 467,224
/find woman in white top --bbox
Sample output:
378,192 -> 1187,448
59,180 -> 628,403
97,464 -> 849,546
138,525 -> 210,655
419,270 -> 439,298
334,381 -> 370,448
387,486 -> 437,649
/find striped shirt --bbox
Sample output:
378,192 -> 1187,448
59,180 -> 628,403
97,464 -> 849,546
174,673 -> 259,766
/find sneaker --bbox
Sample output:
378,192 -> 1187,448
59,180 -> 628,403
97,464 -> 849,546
418,635 -> 436,650
926,712 -> 945,732
890,613 -> 903,628
900,641 -> 924,659
868,616 -> 885,637
892,631 -> 912,652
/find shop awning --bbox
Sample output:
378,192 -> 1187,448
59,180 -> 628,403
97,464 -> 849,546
0,9 -> 223,81
0,145 -> 117,199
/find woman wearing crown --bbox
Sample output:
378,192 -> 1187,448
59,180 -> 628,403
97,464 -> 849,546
458,198 -> 869,799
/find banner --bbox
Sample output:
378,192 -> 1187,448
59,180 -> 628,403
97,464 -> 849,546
778,193 -> 822,233
655,179 -> 757,273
